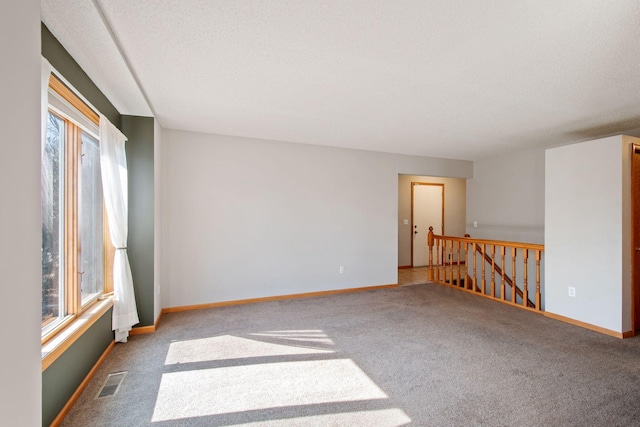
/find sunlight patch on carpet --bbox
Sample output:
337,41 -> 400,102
151,359 -> 388,422
249,330 -> 335,345
232,409 -> 412,426
165,334 -> 333,365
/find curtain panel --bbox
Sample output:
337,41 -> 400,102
99,115 -> 139,342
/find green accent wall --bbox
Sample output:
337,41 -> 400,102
41,22 -> 157,426
41,309 -> 113,426
122,115 -> 156,326
41,21 -> 118,427
41,23 -> 120,128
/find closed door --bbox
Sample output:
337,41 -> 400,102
412,183 -> 444,267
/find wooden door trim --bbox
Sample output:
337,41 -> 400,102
631,144 -> 640,334
410,182 -> 445,267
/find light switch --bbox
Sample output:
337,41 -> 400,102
473,221 -> 478,228
403,219 -> 409,225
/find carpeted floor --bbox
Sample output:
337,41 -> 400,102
62,283 -> 640,426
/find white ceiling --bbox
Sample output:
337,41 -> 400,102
42,1 -> 640,160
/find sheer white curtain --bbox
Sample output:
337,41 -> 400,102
99,114 -> 139,342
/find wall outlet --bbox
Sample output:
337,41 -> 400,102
568,287 -> 576,297
339,266 -> 344,274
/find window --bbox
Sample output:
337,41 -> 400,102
41,74 -> 113,339
79,131 -> 105,305
41,113 -> 65,329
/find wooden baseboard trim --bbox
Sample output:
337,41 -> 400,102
129,325 -> 155,335
130,311 -> 164,335
162,284 -> 400,314
544,312 -> 630,339
50,340 -> 115,427
398,265 -> 413,269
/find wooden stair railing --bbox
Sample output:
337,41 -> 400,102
473,244 -> 535,308
427,226 -> 544,313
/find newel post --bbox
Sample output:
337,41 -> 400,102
428,226 -> 434,280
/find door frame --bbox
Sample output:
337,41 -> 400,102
410,182 -> 445,267
632,144 -> 640,334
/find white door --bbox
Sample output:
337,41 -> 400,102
412,183 -> 443,267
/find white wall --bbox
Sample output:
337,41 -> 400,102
466,148 -> 545,243
397,175 -> 466,267
545,136 -> 633,333
161,130 -> 472,308
153,119 -> 162,321
0,1 -> 41,425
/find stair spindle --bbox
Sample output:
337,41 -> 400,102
448,239 -> 453,286
427,226 -> 434,281
511,247 -> 517,304
456,240 -> 461,287
490,245 -> 496,298
481,244 -> 486,294
536,250 -> 541,310
472,243 -> 477,291
500,246 -> 506,300
522,248 -> 528,307
436,238 -> 441,281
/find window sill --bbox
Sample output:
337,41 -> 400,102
42,297 -> 113,371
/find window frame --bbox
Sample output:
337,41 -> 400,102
41,74 -> 114,345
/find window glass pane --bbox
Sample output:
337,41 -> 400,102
42,112 -> 65,328
79,131 -> 104,305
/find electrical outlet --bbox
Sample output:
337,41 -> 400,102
339,266 -> 344,274
568,287 -> 576,297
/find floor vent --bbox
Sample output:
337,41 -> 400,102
96,371 -> 127,398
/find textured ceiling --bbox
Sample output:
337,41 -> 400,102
42,1 -> 640,160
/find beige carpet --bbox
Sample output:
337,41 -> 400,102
62,283 -> 640,426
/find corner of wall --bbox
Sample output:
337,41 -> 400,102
621,136 -> 640,332
154,119 -> 163,321
122,116 -> 156,327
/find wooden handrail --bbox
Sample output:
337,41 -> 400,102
426,226 -> 544,313
430,234 -> 544,251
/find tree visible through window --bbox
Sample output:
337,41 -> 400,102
41,75 -> 111,339
42,112 -> 65,328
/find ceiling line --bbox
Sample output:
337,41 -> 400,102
92,0 -> 158,121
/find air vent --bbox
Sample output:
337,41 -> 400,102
96,371 -> 127,398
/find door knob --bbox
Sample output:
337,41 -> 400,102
636,247 -> 640,251
414,230 -> 418,235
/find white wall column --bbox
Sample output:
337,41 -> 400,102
545,136 -> 635,334
0,0 -> 42,424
